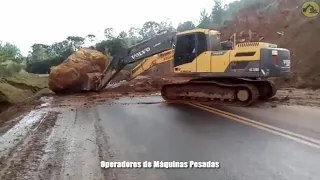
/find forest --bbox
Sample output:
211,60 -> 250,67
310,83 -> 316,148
0,0 -> 281,75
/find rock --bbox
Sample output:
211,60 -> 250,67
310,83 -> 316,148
48,48 -> 109,94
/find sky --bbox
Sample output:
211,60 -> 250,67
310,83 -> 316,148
0,0 -> 235,55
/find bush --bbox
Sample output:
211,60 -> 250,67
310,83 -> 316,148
25,48 -> 74,74
26,56 -> 65,74
0,61 -> 25,77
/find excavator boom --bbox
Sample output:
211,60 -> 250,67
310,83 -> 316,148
129,49 -> 174,80
96,30 -> 176,90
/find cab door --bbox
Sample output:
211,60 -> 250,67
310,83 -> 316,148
173,34 -> 197,73
196,33 -> 211,72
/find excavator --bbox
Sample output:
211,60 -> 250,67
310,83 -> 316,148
89,28 -> 291,106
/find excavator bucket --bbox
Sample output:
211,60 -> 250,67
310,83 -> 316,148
80,72 -> 103,91
48,48 -> 109,94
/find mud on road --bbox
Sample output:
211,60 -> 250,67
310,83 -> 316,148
0,111 -> 59,179
0,76 -> 319,180
0,100 -> 113,180
0,90 -> 160,180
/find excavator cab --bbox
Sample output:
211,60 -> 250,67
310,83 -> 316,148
172,28 -> 291,80
173,29 -> 229,73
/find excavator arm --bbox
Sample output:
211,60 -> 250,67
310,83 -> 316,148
129,49 -> 174,80
97,30 -> 177,90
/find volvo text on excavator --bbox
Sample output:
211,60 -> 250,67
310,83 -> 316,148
90,28 -> 291,106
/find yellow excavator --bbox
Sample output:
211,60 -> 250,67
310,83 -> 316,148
90,28 -> 291,106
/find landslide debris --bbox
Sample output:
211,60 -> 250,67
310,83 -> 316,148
48,48 -> 109,94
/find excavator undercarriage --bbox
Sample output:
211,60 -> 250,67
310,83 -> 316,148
161,78 -> 276,106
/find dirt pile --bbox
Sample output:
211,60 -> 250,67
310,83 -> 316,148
220,0 -> 320,89
48,48 -> 109,94
109,70 -> 131,83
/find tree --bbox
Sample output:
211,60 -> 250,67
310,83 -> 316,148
86,34 -> 97,47
67,36 -> 85,51
0,42 -> 23,63
159,19 -> 175,31
197,9 -> 212,28
211,0 -> 224,25
139,21 -> 161,40
127,27 -> 142,46
104,28 -> 115,40
95,38 -> 127,58
51,40 -> 71,55
223,0 -> 242,20
118,31 -> 128,39
28,43 -> 53,62
177,21 -> 196,32
26,38 -> 74,73
128,27 -> 140,38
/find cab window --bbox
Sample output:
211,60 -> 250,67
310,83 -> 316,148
209,34 -> 222,51
196,33 -> 207,56
174,34 -> 196,66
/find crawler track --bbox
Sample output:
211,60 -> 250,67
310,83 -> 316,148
161,78 -> 277,107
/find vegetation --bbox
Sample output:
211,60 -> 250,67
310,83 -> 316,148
0,0 -> 280,75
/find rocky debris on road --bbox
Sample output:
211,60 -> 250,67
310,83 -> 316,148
48,48 -> 109,94
269,88 -> 320,107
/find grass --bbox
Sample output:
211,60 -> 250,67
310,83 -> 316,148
6,70 -> 49,89
0,83 -> 32,103
0,71 -> 53,126
0,70 -> 52,107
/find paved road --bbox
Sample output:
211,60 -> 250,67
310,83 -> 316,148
98,96 -> 320,180
1,95 -> 320,180
213,104 -> 320,140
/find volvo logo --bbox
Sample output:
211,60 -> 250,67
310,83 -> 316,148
131,47 -> 151,59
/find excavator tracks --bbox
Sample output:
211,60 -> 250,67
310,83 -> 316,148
160,79 -> 277,107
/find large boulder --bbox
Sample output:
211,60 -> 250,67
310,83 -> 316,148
48,48 -> 109,94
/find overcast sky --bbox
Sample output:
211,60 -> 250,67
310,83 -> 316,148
0,0 -> 235,55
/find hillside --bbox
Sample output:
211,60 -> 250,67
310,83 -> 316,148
220,0 -> 320,89
145,0 -> 319,89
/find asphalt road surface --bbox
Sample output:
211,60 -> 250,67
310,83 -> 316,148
1,95 -> 320,180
